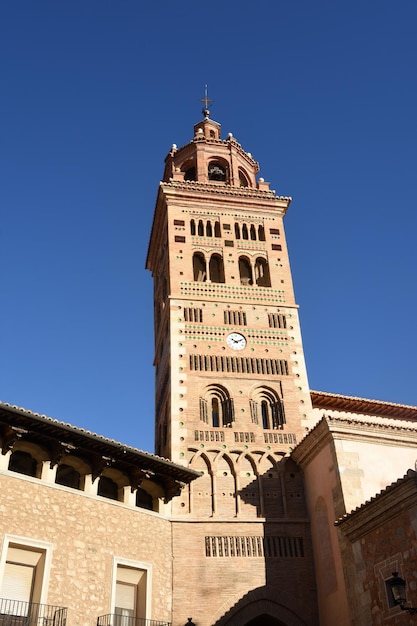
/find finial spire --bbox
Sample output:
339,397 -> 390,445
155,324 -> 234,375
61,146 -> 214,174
200,85 -> 213,118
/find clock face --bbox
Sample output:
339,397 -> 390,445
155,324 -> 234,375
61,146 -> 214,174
226,332 -> 247,351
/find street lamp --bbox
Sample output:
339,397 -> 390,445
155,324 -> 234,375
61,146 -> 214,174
386,572 -> 417,614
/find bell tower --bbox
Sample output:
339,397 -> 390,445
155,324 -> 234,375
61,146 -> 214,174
146,106 -> 314,518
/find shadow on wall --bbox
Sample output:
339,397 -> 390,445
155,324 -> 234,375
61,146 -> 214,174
209,458 -> 318,626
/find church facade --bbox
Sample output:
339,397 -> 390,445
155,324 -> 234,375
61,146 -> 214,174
1,110 -> 417,626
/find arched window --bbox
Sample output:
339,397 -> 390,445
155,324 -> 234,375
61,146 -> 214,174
184,167 -> 196,181
250,387 -> 286,430
181,159 -> 196,182
239,170 -> 249,187
206,221 -> 212,237
197,220 -> 204,236
235,223 -> 241,239
239,256 -> 253,286
8,450 -> 37,477
55,464 -> 81,489
209,254 -> 225,283
190,219 -> 196,235
208,162 -> 227,181
242,224 -> 249,240
258,224 -> 265,241
193,252 -> 207,282
214,221 -> 221,238
254,257 -> 271,287
98,476 -> 119,500
250,224 -> 257,240
136,487 -> 153,510
199,385 -> 234,427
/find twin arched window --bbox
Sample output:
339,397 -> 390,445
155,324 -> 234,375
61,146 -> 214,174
200,385 -> 234,427
250,387 -> 286,430
193,252 -> 225,283
238,256 -> 271,287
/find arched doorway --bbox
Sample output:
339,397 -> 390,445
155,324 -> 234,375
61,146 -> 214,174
245,616 -> 285,626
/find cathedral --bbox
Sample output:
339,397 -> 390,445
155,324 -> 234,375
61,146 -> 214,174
1,107 -> 417,626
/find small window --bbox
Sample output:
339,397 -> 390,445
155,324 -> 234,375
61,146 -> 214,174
8,451 -> 37,477
270,228 -> 280,235
136,488 -> 153,511
272,244 -> 282,251
174,236 -> 186,243
55,464 -> 81,490
174,219 -> 185,226
98,476 -> 119,500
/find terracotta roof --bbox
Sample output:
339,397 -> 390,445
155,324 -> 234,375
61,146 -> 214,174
335,469 -> 417,526
310,390 -> 417,420
0,401 -> 200,485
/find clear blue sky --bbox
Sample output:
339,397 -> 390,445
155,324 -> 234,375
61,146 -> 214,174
1,1 -> 416,453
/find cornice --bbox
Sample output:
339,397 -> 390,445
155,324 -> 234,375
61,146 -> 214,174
336,470 -> 417,541
161,180 -> 290,204
292,414 -> 417,467
311,389 -> 417,421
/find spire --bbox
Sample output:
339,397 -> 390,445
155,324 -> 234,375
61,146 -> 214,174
200,85 -> 213,119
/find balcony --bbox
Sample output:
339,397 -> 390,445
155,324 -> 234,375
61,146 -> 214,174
97,616 -> 171,626
0,599 -> 67,626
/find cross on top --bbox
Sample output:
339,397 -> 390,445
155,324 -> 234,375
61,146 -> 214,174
200,85 -> 213,117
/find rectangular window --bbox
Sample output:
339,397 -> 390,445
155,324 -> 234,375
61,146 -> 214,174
271,244 -> 282,251
224,240 -> 234,247
173,219 -> 185,226
223,224 -> 231,230
112,559 -> 150,624
174,236 -> 186,243
269,228 -> 280,235
0,537 -> 53,611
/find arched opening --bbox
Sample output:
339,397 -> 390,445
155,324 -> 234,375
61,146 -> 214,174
239,169 -> 250,187
8,450 -> 37,477
206,221 -> 212,237
214,221 -> 221,237
98,476 -> 119,500
258,224 -> 265,241
193,252 -> 207,282
250,224 -> 257,240
254,257 -> 271,287
184,167 -> 196,181
209,253 -> 225,283
197,219 -> 204,236
242,224 -> 249,240
208,161 -> 227,181
261,400 -> 269,429
190,219 -> 196,235
235,223 -> 241,239
211,397 -> 220,427
239,256 -> 253,286
55,463 -> 81,489
136,487 -> 154,511
181,159 -> 196,182
245,616 -> 285,626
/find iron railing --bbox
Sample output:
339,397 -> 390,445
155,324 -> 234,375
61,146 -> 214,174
97,615 -> 171,626
0,599 -> 67,626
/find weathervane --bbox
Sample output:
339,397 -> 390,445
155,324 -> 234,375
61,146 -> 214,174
200,85 -> 213,118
